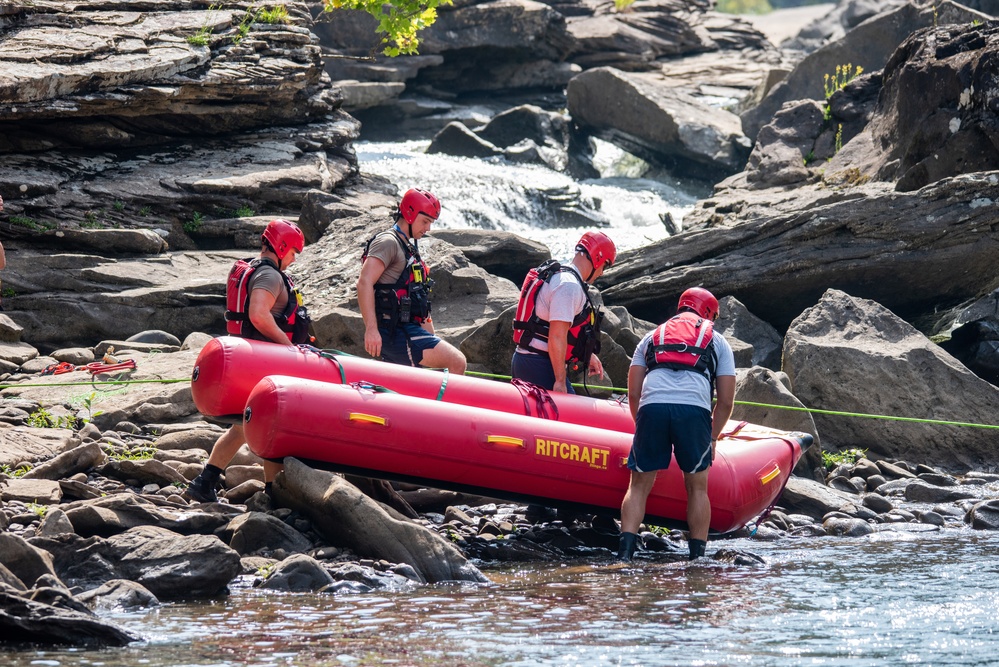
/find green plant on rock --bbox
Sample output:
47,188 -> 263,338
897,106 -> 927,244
188,2 -> 224,47
235,205 -> 255,218
8,215 -> 43,231
822,447 -> 868,470
257,4 -> 290,24
2,287 -> 16,299
613,0 -> 635,11
715,0 -> 773,14
184,211 -> 204,234
323,0 -> 452,56
81,210 -> 102,229
824,64 -> 863,99
256,562 -> 277,578
27,408 -> 74,429
71,390 -> 105,424
139,206 -> 152,217
0,464 -> 32,478
113,200 -> 126,212
27,502 -> 48,518
105,445 -> 156,462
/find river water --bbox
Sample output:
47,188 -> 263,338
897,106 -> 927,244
354,140 -> 708,260
5,529 -> 999,666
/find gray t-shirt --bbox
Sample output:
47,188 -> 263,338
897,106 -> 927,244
364,230 -> 411,285
630,327 -> 736,412
249,262 -> 290,319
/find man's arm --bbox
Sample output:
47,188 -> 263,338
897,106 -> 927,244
357,257 -> 386,358
627,364 -> 645,422
548,319 -> 570,393
248,289 -> 292,345
711,375 -> 736,460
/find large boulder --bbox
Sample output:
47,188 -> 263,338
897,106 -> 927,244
829,21 -> 999,191
567,67 -> 751,182
783,290 -> 999,472
31,526 -> 242,598
603,171 -> 999,333
733,367 -> 823,481
0,1 -> 358,256
742,0 -> 987,140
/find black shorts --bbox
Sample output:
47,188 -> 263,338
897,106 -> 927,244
627,403 -> 712,474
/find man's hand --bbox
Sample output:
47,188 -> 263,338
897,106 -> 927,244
364,327 -> 382,359
552,378 -> 568,394
587,354 -> 604,378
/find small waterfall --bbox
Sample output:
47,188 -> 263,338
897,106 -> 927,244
356,140 -> 704,259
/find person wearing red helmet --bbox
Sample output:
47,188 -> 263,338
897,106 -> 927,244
511,230 -> 617,394
187,218 -> 309,504
617,287 -> 736,561
356,189 -> 466,374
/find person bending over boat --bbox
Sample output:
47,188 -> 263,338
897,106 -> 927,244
617,287 -> 736,561
187,219 -> 310,503
511,231 -> 616,394
357,188 -> 466,374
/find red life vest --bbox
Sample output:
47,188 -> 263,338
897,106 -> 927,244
513,259 -> 600,364
645,312 -> 716,378
224,257 -> 311,344
362,230 -> 433,327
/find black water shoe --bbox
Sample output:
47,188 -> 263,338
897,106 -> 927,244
186,472 -> 219,503
616,532 -> 639,561
688,538 -> 707,560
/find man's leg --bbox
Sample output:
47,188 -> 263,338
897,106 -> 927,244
684,468 -> 710,559
620,470 -> 658,534
420,339 -> 466,374
618,470 -> 657,560
187,424 -> 246,502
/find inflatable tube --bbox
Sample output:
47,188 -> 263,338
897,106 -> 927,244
243,376 -> 810,534
192,336 -> 634,429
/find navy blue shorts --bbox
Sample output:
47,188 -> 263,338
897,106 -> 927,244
380,323 -> 443,367
510,351 -> 575,394
628,403 -> 713,474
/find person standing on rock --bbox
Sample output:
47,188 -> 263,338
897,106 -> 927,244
617,287 -> 736,561
187,218 -> 309,503
356,188 -> 466,374
511,231 -> 616,394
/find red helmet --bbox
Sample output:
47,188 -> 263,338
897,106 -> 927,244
677,287 -> 719,321
262,219 -> 305,260
576,231 -> 617,270
399,188 -> 441,224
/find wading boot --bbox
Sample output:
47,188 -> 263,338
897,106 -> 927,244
616,532 -> 639,561
688,538 -> 707,560
186,469 -> 220,503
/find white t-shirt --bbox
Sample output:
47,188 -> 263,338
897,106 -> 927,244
630,327 -> 736,412
518,265 -> 588,354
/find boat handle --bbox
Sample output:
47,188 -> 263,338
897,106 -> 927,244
486,435 -> 525,449
759,462 -> 781,485
349,412 -> 387,426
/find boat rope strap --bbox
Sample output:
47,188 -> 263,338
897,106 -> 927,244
436,369 -> 449,401
349,381 -> 397,394
298,344 -> 346,385
510,378 -> 559,420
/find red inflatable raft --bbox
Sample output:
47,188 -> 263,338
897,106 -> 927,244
192,336 -> 635,428
243,376 -> 811,534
